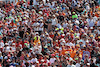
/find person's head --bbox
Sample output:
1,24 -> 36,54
76,44 -> 80,49
35,32 -> 39,36
95,47 -> 99,52
70,60 -> 73,65
66,53 -> 70,58
85,54 -> 88,59
35,61 -> 39,67
43,63 -> 48,67
91,59 -> 93,63
51,54 -> 55,58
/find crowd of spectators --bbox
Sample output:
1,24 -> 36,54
0,0 -> 100,67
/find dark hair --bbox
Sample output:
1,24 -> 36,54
73,61 -> 76,65
0,59 -> 2,63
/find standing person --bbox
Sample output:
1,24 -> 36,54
38,19 -> 44,35
50,54 -> 56,65
18,26 -> 24,38
51,15 -> 58,31
30,0 -> 33,9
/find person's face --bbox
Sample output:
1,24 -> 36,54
36,34 -> 38,36
85,55 -> 88,59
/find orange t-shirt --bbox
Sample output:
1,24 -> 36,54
62,12 -> 66,16
95,13 -> 99,17
61,49 -> 67,55
70,49 -> 76,58
60,49 -> 72,55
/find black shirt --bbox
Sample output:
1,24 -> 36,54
19,31 -> 24,38
30,0 -> 33,5
90,63 -> 96,67
57,16 -> 64,21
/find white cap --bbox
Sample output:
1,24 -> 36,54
41,59 -> 44,62
5,43 -> 9,45
9,66 -> 14,67
12,43 -> 15,45
62,34 -> 65,36
4,56 -> 8,59
46,33 -> 49,35
86,40 -> 89,43
62,40 -> 65,43
84,33 -> 87,35
90,27 -> 93,29
87,63 -> 90,65
31,65 -> 35,67
30,48 -> 33,51
53,15 -> 56,17
35,32 -> 39,35
84,27 -> 88,29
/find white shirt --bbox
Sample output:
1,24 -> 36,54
50,58 -> 56,64
45,3 -> 51,7
33,0 -> 38,5
22,20 -> 28,25
33,22 -> 39,31
0,42 -> 4,48
39,4 -> 43,8
72,0 -> 77,6
86,5 -> 90,12
75,63 -> 80,67
89,19 -> 94,27
71,64 -> 76,67
98,30 -> 100,34
5,46 -> 10,52
11,47 -> 16,51
76,33 -> 80,37
6,20 -> 11,25
33,45 -> 42,54
57,23 -> 62,28
93,16 -> 97,23
63,23 -> 68,28
52,18 -> 57,25
37,45 -> 42,53
67,65 -> 71,67
97,21 -> 100,26
43,0 -> 46,4
8,40 -> 13,45
28,60 -> 31,64
52,1 -> 55,7
66,42 -> 75,47
75,20 -> 80,25
33,22 -> 39,27
31,58 -> 38,63
39,23 -> 44,31
66,57 -> 73,60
